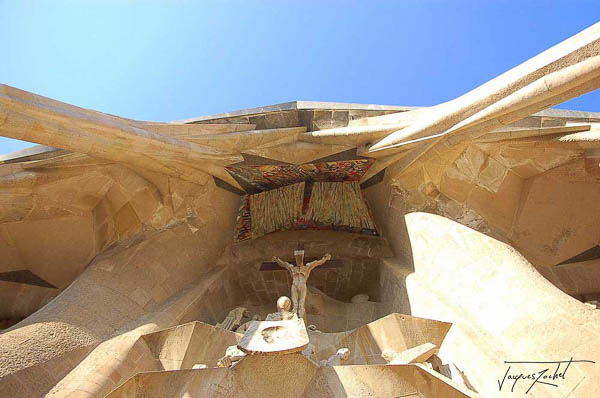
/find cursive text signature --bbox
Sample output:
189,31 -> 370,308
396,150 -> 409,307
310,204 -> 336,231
497,358 -> 595,394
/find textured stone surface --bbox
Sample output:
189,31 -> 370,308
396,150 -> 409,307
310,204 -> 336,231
238,318 -> 309,355
106,357 -> 474,398
1,22 -> 600,398
391,212 -> 600,396
386,342 -> 437,364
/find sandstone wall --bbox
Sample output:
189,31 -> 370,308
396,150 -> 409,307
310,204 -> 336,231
0,174 -> 239,397
362,174 -> 600,396
512,159 -> 600,266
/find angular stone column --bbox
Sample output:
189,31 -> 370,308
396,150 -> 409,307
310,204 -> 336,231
399,212 -> 600,397
0,187 -> 239,397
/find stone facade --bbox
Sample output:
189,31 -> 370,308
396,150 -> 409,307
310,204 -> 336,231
1,21 -> 600,398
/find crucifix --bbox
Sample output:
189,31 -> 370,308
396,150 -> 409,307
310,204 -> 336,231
271,250 -> 331,319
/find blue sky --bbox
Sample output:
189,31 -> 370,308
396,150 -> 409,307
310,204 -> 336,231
1,1 -> 599,154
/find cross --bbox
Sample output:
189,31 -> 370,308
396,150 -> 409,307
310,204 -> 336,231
259,258 -> 343,271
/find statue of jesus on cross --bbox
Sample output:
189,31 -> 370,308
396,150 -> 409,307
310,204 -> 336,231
272,250 -> 331,320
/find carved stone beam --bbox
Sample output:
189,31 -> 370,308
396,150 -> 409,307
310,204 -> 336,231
0,84 -> 244,188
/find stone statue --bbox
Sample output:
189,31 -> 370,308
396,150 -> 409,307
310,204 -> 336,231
320,348 -> 350,367
265,296 -> 296,321
235,314 -> 261,333
272,250 -> 331,319
216,345 -> 246,368
216,356 -> 232,368
216,307 -> 249,331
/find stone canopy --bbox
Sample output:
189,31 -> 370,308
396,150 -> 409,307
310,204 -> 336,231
0,21 -> 600,398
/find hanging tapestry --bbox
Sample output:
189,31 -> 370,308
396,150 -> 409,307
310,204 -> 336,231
234,181 -> 378,241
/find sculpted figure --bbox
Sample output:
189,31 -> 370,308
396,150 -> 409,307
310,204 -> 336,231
216,345 -> 246,368
216,356 -> 232,368
320,348 -> 351,367
382,349 -> 400,363
216,307 -> 249,331
265,296 -> 296,321
235,314 -> 261,333
272,250 -> 331,319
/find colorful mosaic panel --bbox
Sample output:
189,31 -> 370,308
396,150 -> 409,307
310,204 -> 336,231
226,159 -> 374,193
234,195 -> 252,241
249,182 -> 304,239
300,160 -> 374,182
234,181 -> 378,241
303,182 -> 377,231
